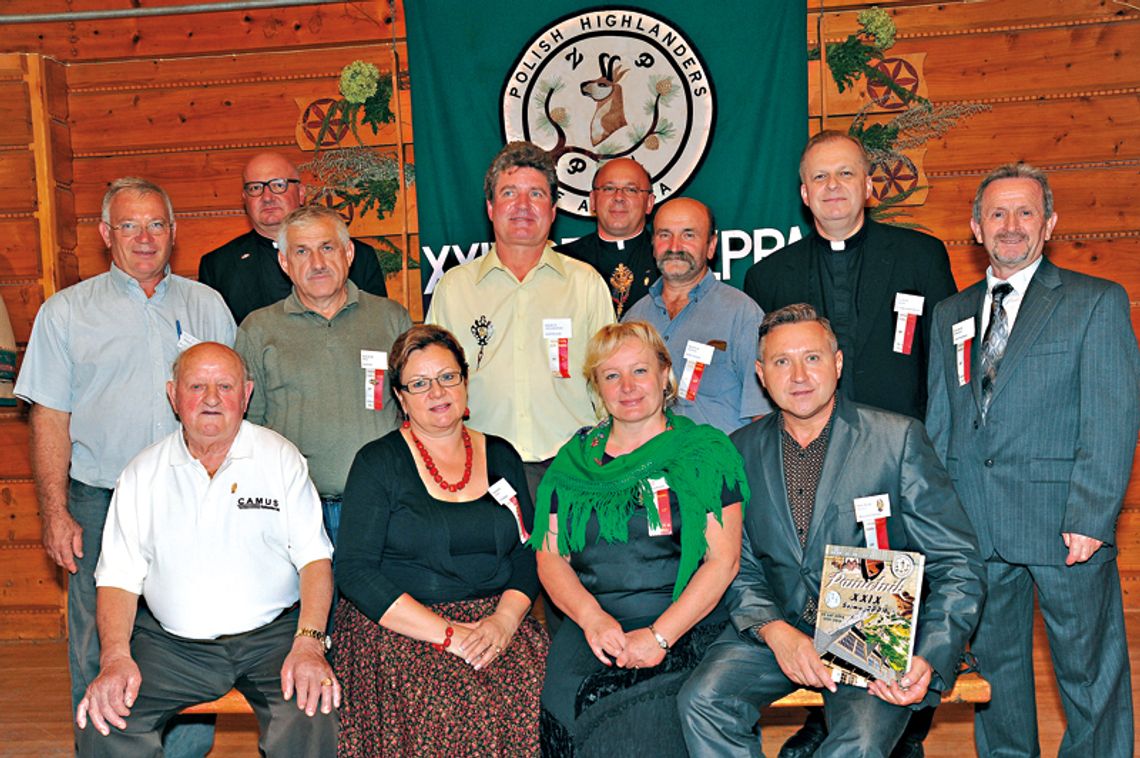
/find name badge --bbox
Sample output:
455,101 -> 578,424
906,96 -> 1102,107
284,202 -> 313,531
678,340 -> 716,401
892,294 -> 924,355
176,331 -> 201,352
853,494 -> 891,550
361,350 -> 388,411
646,477 -> 673,537
488,478 -> 530,542
543,318 -> 572,378
952,318 -> 976,387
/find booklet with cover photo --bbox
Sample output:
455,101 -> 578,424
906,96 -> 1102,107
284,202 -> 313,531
813,544 -> 925,687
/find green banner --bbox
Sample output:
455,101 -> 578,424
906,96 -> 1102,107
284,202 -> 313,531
407,2 -> 808,301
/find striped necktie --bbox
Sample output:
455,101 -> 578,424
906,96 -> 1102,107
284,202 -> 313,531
981,282 -> 1014,416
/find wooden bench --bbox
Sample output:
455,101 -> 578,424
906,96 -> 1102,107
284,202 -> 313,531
771,671 -> 990,707
181,671 -> 989,716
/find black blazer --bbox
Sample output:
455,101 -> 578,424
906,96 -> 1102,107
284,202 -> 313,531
743,219 -> 955,420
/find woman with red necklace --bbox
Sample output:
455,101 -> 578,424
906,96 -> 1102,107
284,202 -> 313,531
333,324 -> 548,756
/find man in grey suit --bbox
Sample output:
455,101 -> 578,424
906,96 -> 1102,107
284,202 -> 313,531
927,164 -> 1140,757
680,304 -> 984,757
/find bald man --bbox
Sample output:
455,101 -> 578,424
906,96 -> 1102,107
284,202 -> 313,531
557,157 -> 659,318
198,152 -> 387,324
624,197 -> 770,434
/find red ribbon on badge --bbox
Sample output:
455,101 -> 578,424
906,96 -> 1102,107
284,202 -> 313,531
961,338 -> 972,384
874,518 -> 889,550
507,495 -> 530,541
684,362 -> 706,401
652,487 -> 673,535
557,337 -> 570,378
372,370 -> 385,410
900,314 -> 917,355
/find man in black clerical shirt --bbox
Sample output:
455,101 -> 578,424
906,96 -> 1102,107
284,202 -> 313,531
198,152 -> 388,324
744,131 -> 955,423
743,132 -> 957,757
557,157 -> 658,318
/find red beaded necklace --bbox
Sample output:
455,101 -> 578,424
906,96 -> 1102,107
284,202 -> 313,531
407,423 -> 474,492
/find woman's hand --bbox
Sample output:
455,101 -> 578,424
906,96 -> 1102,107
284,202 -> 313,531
458,612 -> 518,670
582,610 -> 626,666
614,627 -> 666,669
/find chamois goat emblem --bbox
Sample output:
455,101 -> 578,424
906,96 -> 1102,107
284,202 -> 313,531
580,54 -> 629,146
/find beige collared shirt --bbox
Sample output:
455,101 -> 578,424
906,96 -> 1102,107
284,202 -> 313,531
427,242 -> 615,461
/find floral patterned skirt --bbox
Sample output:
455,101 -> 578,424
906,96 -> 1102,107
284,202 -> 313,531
333,595 -> 550,757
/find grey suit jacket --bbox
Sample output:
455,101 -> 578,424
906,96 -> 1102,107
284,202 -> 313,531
728,398 -> 985,698
926,257 -> 1140,565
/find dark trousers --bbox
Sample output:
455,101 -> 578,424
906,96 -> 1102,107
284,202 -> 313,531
77,606 -> 337,757
679,626 -> 912,757
69,480 -> 214,757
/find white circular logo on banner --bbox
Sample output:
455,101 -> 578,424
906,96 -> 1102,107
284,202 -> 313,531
502,9 -> 715,217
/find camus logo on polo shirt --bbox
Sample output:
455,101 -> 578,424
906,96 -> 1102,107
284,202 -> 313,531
236,496 -> 280,512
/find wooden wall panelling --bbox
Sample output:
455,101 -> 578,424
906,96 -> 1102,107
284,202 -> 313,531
0,283 -> 44,346
0,544 -> 64,613
818,0 -> 1136,38
27,54 -> 72,297
927,93 -> 1140,171
0,413 -> 32,480
0,0 -> 405,62
0,219 -> 41,281
1,481 -> 40,543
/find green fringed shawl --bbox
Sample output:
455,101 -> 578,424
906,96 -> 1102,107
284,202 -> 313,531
528,411 -> 750,601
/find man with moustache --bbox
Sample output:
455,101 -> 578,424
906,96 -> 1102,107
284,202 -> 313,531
927,164 -> 1139,757
557,157 -> 659,318
15,177 -> 235,755
76,342 -> 338,756
198,151 -> 387,324
427,142 -> 613,497
679,304 -> 984,758
744,130 -> 957,758
624,197 -> 769,434
236,205 -> 411,548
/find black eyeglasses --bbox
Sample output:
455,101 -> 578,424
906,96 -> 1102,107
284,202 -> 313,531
398,371 -> 464,394
593,185 -> 652,197
242,178 -> 301,197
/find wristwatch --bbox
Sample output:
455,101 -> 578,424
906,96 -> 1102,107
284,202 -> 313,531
295,627 -> 331,652
648,624 -> 670,651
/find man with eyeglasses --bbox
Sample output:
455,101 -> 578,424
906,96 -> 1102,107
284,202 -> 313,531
236,205 -> 411,552
15,177 -> 235,755
624,197 -> 770,434
556,157 -> 659,318
198,152 -> 388,325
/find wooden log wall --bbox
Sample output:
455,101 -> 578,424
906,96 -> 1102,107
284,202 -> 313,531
0,0 -> 416,639
0,0 -> 1137,637
808,0 -> 1140,601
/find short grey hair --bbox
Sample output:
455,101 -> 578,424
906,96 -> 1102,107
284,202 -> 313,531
275,205 -> 352,251
483,141 -> 558,203
758,303 -> 839,358
799,130 -> 871,181
972,163 -> 1054,223
101,177 -> 174,225
171,342 -> 249,386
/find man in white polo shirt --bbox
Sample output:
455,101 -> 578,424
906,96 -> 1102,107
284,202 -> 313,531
76,342 -> 337,756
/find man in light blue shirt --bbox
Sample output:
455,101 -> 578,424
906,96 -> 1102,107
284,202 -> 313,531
624,197 -> 770,433
14,177 -> 235,754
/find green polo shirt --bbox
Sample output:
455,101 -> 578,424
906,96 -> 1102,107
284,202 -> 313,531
236,281 -> 412,496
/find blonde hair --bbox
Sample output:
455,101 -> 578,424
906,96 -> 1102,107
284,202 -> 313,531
583,321 -> 678,410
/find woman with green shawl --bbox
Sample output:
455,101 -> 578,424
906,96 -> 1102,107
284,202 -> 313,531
531,321 -> 749,756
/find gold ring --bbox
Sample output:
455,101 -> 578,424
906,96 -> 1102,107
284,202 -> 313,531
495,646 -> 503,652
321,678 -> 333,686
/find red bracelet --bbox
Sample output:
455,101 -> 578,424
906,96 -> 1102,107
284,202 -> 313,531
431,625 -> 454,651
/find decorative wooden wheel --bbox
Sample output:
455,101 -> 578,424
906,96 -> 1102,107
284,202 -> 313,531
871,155 -> 919,201
314,188 -> 355,224
867,57 -> 920,110
302,98 -> 349,146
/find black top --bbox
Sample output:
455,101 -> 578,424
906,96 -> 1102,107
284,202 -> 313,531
335,430 -> 539,621
551,454 -> 741,624
556,229 -> 658,319
815,222 -> 868,402
743,218 -> 956,420
198,229 -> 389,325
